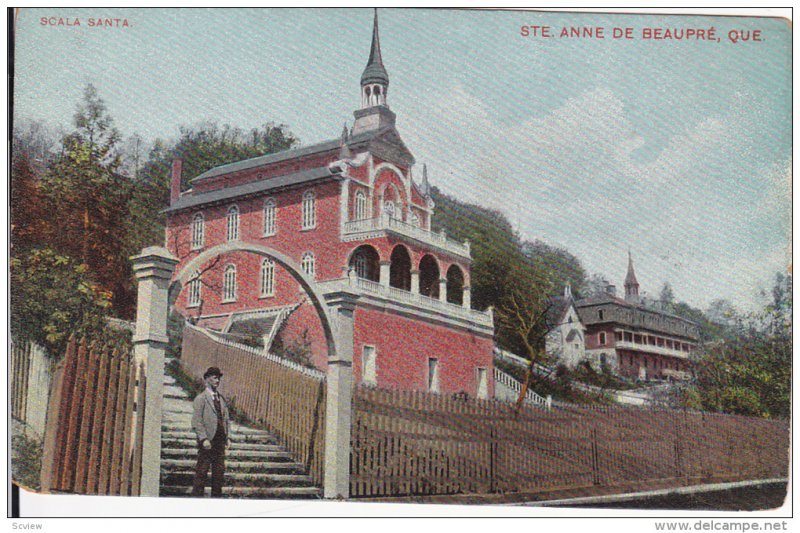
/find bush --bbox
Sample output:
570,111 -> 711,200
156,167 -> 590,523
11,433 -> 42,491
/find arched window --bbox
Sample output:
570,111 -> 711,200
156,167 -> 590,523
188,271 -> 202,307
223,264 -> 237,302
445,264 -> 464,305
263,198 -> 276,236
191,213 -> 205,250
226,205 -> 239,241
302,191 -> 316,229
355,190 -> 367,220
301,252 -> 316,279
260,259 -> 275,297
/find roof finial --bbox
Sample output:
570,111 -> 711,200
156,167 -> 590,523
420,163 -> 431,196
339,122 -> 352,159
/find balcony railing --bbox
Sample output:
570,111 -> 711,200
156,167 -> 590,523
343,215 -> 471,258
614,340 -> 690,360
318,277 -> 493,328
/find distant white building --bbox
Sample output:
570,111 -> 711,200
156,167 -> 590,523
545,283 -> 586,369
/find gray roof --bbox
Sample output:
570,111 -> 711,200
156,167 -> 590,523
192,128 -> 382,183
165,166 -> 338,214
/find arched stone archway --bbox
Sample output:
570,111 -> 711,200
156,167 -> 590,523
418,254 -> 440,299
389,245 -> 412,290
174,241 -> 337,358
168,241 -> 355,498
445,264 -> 464,305
348,244 -> 380,282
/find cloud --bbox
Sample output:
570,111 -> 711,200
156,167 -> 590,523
401,83 -> 790,311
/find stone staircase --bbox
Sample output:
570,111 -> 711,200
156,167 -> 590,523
160,371 -> 321,499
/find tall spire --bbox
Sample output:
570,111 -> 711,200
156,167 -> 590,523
361,9 -> 389,87
624,250 -> 640,303
353,9 -> 396,133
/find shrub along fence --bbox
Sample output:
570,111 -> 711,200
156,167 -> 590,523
180,323 -> 327,486
40,336 -> 145,496
350,387 -> 789,498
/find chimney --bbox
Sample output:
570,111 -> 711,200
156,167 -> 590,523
170,158 -> 183,205
605,284 -> 616,296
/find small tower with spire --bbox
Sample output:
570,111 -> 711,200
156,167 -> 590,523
624,251 -> 640,304
353,9 -> 397,135
360,9 -> 389,109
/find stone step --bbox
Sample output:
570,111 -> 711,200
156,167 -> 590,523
161,426 -> 278,447
161,458 -> 304,472
160,471 -> 315,487
162,438 -> 282,451
160,485 -> 321,499
161,426 -> 276,438
162,447 -> 291,459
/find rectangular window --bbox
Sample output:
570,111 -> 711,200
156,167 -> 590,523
599,332 -> 606,345
476,367 -> 488,399
362,346 -> 377,387
428,358 -> 440,393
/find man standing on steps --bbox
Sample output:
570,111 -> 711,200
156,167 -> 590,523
191,366 -> 231,497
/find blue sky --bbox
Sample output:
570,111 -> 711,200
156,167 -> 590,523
13,8 -> 792,312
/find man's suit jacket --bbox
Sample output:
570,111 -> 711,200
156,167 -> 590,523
192,388 -> 231,443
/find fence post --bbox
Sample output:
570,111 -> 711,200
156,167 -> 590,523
322,290 -> 359,499
131,246 -> 178,497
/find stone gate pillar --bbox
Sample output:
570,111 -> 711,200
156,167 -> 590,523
322,289 -> 360,499
131,246 -> 178,497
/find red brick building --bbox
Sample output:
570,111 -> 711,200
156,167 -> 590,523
575,254 -> 699,381
165,12 -> 495,397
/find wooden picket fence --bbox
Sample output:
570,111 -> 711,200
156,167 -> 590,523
180,323 -> 327,486
10,339 -> 52,439
350,387 -> 790,498
40,336 -> 146,495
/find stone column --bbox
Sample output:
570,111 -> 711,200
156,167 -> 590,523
463,286 -> 472,309
131,246 -> 179,497
379,261 -> 391,288
322,290 -> 360,499
438,278 -> 448,303
410,270 -> 420,294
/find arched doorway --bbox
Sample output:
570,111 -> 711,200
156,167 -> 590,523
349,245 -> 380,282
389,245 -> 411,290
419,254 -> 440,299
445,264 -> 464,305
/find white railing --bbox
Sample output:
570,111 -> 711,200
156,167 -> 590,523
185,322 -> 326,380
322,277 -> 493,328
614,340 -> 690,359
493,367 -> 552,410
343,215 -> 471,258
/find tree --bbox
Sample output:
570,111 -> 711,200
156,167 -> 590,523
123,122 -> 299,261
10,152 -> 49,254
681,273 -> 791,419
582,273 -> 612,298
521,240 -> 586,297
10,248 -> 113,356
659,282 -> 675,305
493,255 -> 558,410
44,83 -> 134,315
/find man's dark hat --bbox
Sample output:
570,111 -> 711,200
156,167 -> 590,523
204,367 -> 223,379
